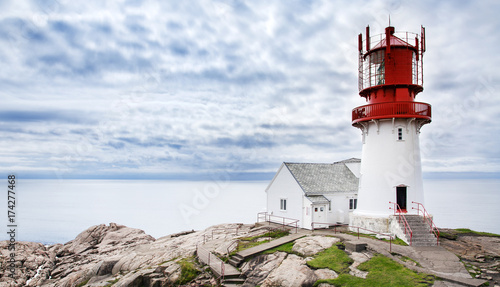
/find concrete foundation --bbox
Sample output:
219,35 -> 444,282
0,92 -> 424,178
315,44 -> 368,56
349,213 -> 391,234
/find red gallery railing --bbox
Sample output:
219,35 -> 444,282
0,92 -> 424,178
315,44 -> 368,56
389,201 -> 413,246
412,201 -> 440,245
352,101 -> 431,124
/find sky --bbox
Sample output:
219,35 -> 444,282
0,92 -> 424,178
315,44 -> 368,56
1,0 -> 499,180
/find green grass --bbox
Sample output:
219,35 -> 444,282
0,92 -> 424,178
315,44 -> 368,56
399,256 -> 422,267
103,278 -> 120,286
307,245 -> 354,274
240,229 -> 290,242
453,228 -> 500,237
314,254 -> 434,287
231,229 -> 290,254
175,256 -> 200,285
76,279 -> 90,287
261,241 -> 295,255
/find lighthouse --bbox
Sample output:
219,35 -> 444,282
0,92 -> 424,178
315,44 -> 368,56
350,25 -> 431,234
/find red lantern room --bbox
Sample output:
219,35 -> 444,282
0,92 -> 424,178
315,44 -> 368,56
352,26 -> 431,125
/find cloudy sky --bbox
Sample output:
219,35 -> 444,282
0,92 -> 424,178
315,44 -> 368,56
1,0 -> 499,180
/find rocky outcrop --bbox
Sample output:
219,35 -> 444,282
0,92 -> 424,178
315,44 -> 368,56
2,224 -> 498,287
240,251 -> 288,286
261,254 -> 318,287
0,223 -> 248,287
0,241 -> 55,287
292,235 -> 340,256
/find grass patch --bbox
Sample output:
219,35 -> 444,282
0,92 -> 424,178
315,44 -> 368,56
344,232 -> 408,246
76,279 -> 90,287
314,254 -> 434,287
262,241 -> 295,255
103,278 -> 120,286
240,229 -> 289,242
454,228 -> 500,237
307,246 -> 354,274
231,229 -> 290,254
159,256 -> 179,265
400,256 -> 422,267
176,256 -> 200,285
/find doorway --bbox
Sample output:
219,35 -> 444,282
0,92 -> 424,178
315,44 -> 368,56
396,186 -> 407,212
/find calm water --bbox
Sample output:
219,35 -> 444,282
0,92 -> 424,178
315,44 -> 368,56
1,179 -> 499,244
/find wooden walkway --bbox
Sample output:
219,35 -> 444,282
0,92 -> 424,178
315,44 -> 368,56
236,230 -> 308,259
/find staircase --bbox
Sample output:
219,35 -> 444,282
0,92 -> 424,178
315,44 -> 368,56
228,254 -> 245,268
402,215 -> 438,246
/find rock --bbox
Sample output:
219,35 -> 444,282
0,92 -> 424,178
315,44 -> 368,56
348,252 -> 371,279
262,254 -> 318,287
241,252 -> 288,286
0,241 -> 55,286
314,268 -> 338,280
292,236 -> 340,256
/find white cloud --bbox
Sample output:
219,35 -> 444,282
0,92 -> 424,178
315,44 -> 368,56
1,0 -> 500,178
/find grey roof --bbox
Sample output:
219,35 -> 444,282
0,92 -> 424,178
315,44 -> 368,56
306,195 -> 330,204
284,160 -> 359,195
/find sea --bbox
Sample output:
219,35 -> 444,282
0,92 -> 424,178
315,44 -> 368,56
2,179 -> 500,244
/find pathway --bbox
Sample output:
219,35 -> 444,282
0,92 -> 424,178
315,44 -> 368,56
236,229 -> 308,259
312,229 -> 487,287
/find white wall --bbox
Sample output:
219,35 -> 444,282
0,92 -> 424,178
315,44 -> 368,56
266,164 -> 306,228
325,193 -> 357,225
302,197 -> 312,229
354,118 -> 426,218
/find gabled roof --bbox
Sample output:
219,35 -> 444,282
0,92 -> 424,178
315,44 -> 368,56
284,159 -> 360,195
306,195 -> 330,204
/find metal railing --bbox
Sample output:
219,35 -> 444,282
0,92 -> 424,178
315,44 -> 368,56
257,212 -> 299,233
311,222 -> 345,231
350,225 -> 395,253
203,225 -> 242,244
389,201 -> 413,246
412,201 -> 440,245
197,244 -> 225,284
312,222 -> 394,252
352,101 -> 431,124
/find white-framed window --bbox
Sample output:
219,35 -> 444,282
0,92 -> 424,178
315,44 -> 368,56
397,127 -> 403,141
280,199 -> 287,211
349,198 -> 357,210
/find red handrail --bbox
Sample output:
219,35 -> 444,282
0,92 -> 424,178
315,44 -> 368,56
389,201 -> 413,246
412,201 -> 440,245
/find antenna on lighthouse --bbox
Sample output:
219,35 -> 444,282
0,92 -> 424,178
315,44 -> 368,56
389,15 -> 391,26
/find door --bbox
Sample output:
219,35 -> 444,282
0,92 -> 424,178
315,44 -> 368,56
313,205 -> 328,228
396,186 -> 407,212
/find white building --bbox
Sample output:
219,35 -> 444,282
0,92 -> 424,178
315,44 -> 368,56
265,158 -> 360,230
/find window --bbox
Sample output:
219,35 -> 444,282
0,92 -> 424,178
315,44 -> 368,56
397,128 -> 403,141
280,199 -> 287,211
349,198 -> 357,210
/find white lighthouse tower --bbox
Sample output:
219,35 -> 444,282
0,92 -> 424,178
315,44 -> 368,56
350,25 -> 431,234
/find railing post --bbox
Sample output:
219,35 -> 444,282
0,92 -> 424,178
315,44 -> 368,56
208,252 -> 210,266
357,227 -> 360,239
390,236 -> 392,253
